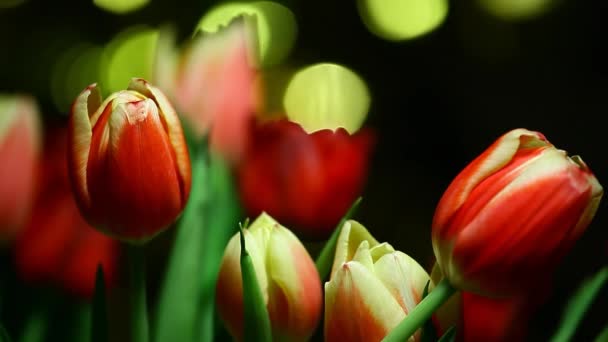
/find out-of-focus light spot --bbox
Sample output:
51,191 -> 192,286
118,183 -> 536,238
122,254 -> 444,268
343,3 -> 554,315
0,0 -> 26,9
100,26 -> 158,94
357,0 -> 448,41
283,63 -> 371,134
477,0 -> 555,21
51,44 -> 91,113
196,1 -> 297,67
93,0 -> 149,14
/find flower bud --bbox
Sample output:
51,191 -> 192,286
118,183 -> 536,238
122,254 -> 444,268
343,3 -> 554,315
325,220 -> 431,342
68,78 -> 191,242
216,213 -> 322,341
432,128 -> 603,295
0,95 -> 40,240
238,119 -> 374,239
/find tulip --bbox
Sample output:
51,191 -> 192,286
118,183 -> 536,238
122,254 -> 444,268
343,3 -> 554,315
14,128 -> 118,298
215,213 -> 322,341
0,95 -> 40,240
325,220 -> 431,342
154,17 -> 261,162
238,119 -> 374,239
432,128 -> 603,295
67,78 -> 191,242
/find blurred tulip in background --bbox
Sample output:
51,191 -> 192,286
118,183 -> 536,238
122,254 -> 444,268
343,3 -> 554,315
0,95 -> 40,241
67,78 -> 191,242
14,128 -> 118,298
238,119 -> 374,239
216,213 -> 322,342
154,18 -> 261,163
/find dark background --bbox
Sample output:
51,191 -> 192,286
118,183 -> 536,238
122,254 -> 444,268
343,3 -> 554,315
1,0 -> 607,341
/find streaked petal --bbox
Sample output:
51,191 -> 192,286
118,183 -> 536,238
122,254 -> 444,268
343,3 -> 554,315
432,128 -> 549,237
128,78 -> 191,203
374,251 -> 430,316
325,261 -> 406,342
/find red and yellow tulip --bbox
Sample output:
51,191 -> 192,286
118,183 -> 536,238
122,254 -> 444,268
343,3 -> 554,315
67,78 -> 191,242
432,128 -> 602,295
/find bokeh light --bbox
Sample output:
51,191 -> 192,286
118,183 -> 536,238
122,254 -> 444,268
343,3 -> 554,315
283,63 -> 371,134
93,0 -> 149,14
100,26 -> 158,94
196,1 -> 297,67
477,0 -> 556,21
0,0 -> 26,9
357,0 -> 448,41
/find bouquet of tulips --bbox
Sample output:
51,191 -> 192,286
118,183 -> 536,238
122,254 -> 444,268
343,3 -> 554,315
1,6 -> 606,342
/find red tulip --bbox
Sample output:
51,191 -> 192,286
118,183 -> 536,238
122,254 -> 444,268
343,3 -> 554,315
215,213 -> 322,341
67,78 -> 191,242
432,128 -> 603,295
14,128 -> 118,298
238,119 -> 374,239
0,95 -> 40,240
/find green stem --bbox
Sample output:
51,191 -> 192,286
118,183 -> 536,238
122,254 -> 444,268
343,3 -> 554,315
382,279 -> 457,342
128,244 -> 149,342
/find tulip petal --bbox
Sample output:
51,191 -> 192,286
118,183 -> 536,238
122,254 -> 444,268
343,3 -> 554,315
128,78 -> 191,203
432,128 -> 549,238
68,84 -> 101,209
266,224 -> 322,340
374,251 -> 430,316
325,261 -> 406,342
331,220 -> 380,279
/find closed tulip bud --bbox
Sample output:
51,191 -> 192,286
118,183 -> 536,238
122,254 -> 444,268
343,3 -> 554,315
325,220 -> 431,342
216,213 -> 322,342
68,78 -> 191,242
432,128 -> 603,295
0,95 -> 40,240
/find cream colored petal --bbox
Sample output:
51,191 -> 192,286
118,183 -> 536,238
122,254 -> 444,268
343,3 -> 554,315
351,240 -> 374,272
374,251 -> 430,316
128,78 -> 190,191
331,220 -> 380,280
69,84 -> 101,207
369,242 -> 395,262
325,261 -> 406,339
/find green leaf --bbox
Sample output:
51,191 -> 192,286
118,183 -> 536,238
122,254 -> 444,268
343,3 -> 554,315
91,265 -> 108,342
18,304 -> 48,342
1,323 -> 12,342
154,145 -> 210,342
594,325 -> 608,342
437,326 -> 456,342
315,196 -> 363,280
196,154 -> 241,342
420,281 -> 438,342
551,266 -> 608,342
240,227 -> 272,342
